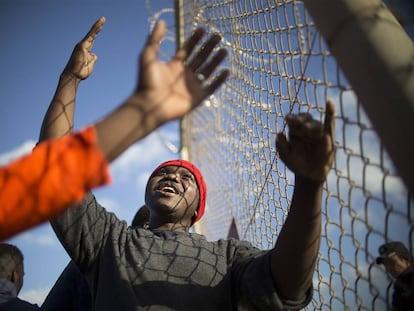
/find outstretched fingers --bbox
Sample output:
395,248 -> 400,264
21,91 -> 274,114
176,28 -> 206,62
81,16 -> 106,50
184,31 -> 229,96
324,100 -> 336,141
141,20 -> 167,67
186,33 -> 222,72
203,69 -> 230,96
146,20 -> 167,47
197,48 -> 228,82
322,100 -> 336,165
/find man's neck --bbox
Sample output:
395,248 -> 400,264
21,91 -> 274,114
150,222 -> 190,233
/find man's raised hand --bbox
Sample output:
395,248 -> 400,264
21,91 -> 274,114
276,100 -> 336,182
63,16 -> 106,80
136,20 -> 229,124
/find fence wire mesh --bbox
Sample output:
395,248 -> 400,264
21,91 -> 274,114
147,0 -> 413,310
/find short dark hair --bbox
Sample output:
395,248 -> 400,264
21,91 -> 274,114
0,243 -> 24,276
376,241 -> 411,264
131,205 -> 150,228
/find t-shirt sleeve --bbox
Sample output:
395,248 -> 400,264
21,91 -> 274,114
0,126 -> 110,240
51,189 -> 125,272
231,240 -> 313,311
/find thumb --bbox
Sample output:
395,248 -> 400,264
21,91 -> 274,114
88,54 -> 98,68
140,20 -> 166,67
276,133 -> 290,164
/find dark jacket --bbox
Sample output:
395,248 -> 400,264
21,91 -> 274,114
393,266 -> 414,311
0,279 -> 39,311
0,298 -> 39,311
41,261 -> 91,311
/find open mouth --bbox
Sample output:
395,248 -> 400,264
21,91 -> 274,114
157,183 -> 179,195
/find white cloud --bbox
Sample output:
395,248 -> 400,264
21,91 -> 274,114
98,197 -> 121,214
136,170 -> 153,192
10,227 -> 59,248
0,140 -> 36,165
19,286 -> 50,306
29,234 -> 56,247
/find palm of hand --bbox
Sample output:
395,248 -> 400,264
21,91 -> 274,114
138,57 -> 205,122
65,45 -> 94,80
134,21 -> 229,126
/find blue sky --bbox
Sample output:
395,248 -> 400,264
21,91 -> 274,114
0,0 -> 179,305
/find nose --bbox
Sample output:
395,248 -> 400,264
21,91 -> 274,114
166,172 -> 180,181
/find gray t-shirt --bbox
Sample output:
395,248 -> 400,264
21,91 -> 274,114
52,192 -> 311,310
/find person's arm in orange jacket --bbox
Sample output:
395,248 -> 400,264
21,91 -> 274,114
1,18 -> 107,241
0,127 -> 109,240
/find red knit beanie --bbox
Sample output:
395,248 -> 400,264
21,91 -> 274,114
149,159 -> 206,226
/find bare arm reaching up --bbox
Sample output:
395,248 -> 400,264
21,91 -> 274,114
271,100 -> 335,301
39,17 -> 105,142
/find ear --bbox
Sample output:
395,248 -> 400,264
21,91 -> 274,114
191,210 -> 198,222
10,270 -> 19,283
10,269 -> 23,294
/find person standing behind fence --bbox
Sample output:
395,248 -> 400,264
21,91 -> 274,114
0,243 -> 39,310
376,241 -> 414,311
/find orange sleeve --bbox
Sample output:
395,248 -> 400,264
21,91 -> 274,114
0,126 -> 111,241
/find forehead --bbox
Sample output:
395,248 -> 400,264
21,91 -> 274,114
155,166 -> 193,176
382,253 -> 401,263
